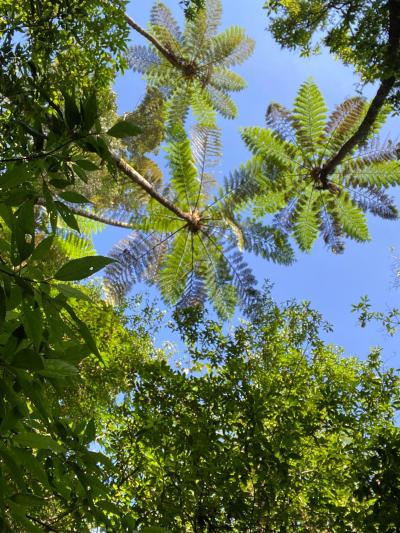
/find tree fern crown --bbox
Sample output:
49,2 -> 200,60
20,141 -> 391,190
241,79 -> 400,253
128,0 -> 255,125
105,126 -> 293,317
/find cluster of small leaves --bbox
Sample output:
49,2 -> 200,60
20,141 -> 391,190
96,294 -> 400,531
179,0 -> 205,19
352,295 -> 400,336
0,78 -> 155,529
129,0 -> 254,124
0,0 -> 129,99
240,79 -> 400,252
264,1 -> 400,107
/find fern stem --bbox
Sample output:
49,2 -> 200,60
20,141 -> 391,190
124,13 -> 187,72
112,153 -> 196,226
64,205 -> 136,229
320,0 -> 400,181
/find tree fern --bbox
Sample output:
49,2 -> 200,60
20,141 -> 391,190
55,216 -> 104,259
104,126 -> 292,318
241,79 -> 400,252
128,0 -> 254,125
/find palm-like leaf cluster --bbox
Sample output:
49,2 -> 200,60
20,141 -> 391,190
105,126 -> 293,317
129,0 -> 254,124
241,79 -> 400,253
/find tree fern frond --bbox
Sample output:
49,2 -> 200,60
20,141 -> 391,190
265,102 -> 295,142
177,269 -> 207,309
344,160 -> 400,188
334,194 -> 370,242
55,231 -> 95,259
207,26 -> 255,68
292,78 -> 327,156
324,96 -> 367,156
139,199 -> 184,233
159,229 -> 193,304
191,125 -> 221,177
150,2 -> 183,42
191,86 -> 218,127
272,201 -> 297,233
128,45 -> 160,74
166,128 -> 199,210
223,246 -> 259,308
218,160 -> 263,212
240,221 -> 295,264
241,127 -> 299,169
196,232 -> 237,319
352,186 -> 398,220
166,83 -> 193,127
210,68 -> 247,92
342,138 -> 398,171
150,24 -> 183,57
292,190 -> 319,251
55,215 -> 104,259
104,231 -> 171,302
252,189 -> 287,217
205,86 -> 237,119
319,205 -> 345,254
204,0 -> 223,38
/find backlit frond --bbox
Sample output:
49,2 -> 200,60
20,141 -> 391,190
205,86 -> 237,119
265,102 -> 295,142
207,26 -> 255,68
150,2 -> 182,42
240,221 -> 295,264
292,191 -> 320,251
241,127 -> 299,169
128,45 -> 160,74
352,186 -> 398,220
166,129 -> 199,209
105,231 -> 170,302
292,78 -> 327,157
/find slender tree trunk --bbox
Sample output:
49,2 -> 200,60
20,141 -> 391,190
112,153 -> 196,226
320,0 -> 400,180
124,14 -> 187,72
63,205 -> 137,229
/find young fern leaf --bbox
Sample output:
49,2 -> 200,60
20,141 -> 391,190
293,191 -> 320,252
292,78 -> 327,159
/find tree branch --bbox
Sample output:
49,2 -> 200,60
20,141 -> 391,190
320,0 -> 400,181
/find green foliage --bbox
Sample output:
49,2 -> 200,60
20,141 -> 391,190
129,0 -> 254,124
105,126 -> 293,318
0,68 -> 144,529
241,79 -> 399,252
264,1 -> 400,108
94,294 -> 400,531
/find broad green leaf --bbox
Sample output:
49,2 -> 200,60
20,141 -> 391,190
12,349 -> 44,371
55,201 -> 80,232
30,236 -> 54,262
54,256 -> 115,281
11,493 -> 46,507
74,159 -> 99,171
58,191 -> 91,204
107,121 -> 142,138
14,433 -> 65,452
38,359 -> 79,378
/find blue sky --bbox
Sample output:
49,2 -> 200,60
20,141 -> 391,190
96,0 -> 400,364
